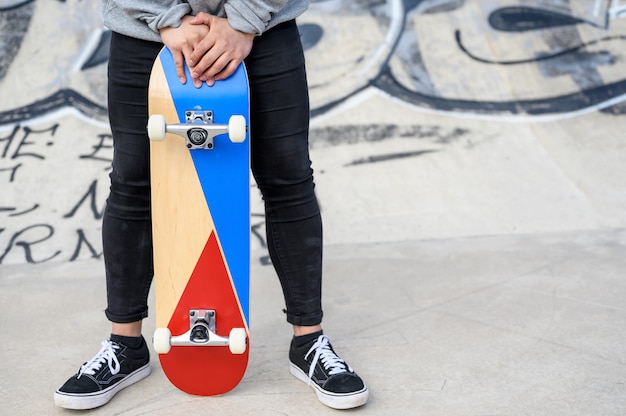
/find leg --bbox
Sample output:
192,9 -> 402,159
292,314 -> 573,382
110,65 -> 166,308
54,32 -> 160,410
246,20 -> 324,331
103,33 -> 163,331
245,21 -> 368,410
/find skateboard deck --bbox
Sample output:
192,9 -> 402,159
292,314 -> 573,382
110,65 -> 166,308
147,46 -> 250,396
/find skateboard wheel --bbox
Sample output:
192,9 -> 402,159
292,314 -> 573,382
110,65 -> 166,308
229,328 -> 247,354
228,115 -> 246,143
147,115 -> 167,141
153,327 -> 172,354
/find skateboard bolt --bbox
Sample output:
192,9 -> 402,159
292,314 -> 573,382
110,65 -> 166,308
188,128 -> 208,146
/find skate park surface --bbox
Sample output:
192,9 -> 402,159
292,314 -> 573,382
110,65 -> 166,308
1,1 -> 626,415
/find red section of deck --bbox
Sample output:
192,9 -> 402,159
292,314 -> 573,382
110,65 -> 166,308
158,232 -> 249,396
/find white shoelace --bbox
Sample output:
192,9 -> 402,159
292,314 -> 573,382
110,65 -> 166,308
77,340 -> 121,379
304,335 -> 351,385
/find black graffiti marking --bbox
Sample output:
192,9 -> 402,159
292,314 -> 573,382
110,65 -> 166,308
0,89 -> 108,125
310,92 -> 363,118
345,149 -> 438,166
251,213 -> 272,266
488,6 -> 584,32
251,213 -> 266,248
0,224 -> 61,264
373,65 -> 626,116
15,124 -> 57,159
258,254 -> 272,266
0,1 -> 36,11
0,125 -> 19,157
0,162 -> 21,182
1,203 -> 39,217
456,30 -> 626,66
310,124 -> 470,148
0,123 -> 58,160
81,30 -> 111,70
0,226 -> 103,264
69,229 -> 102,261
299,23 -> 323,50
80,133 -> 113,166
0,124 -> 58,182
538,51 -> 614,90
63,180 -> 105,220
0,1 -> 34,80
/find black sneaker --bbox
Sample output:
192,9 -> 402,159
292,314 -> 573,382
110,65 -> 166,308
289,334 -> 369,409
54,338 -> 151,409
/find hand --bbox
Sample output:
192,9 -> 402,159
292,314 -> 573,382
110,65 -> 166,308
187,13 -> 255,86
160,16 -> 209,86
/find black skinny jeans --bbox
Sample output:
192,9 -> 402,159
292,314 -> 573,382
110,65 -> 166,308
103,20 -> 323,327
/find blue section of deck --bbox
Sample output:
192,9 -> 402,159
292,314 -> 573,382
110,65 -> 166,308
159,48 -> 250,325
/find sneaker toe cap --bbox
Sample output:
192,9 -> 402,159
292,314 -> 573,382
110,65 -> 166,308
324,372 -> 366,394
57,375 -> 100,394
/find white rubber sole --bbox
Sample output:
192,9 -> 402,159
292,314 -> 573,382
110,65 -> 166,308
289,363 -> 369,410
54,363 -> 151,410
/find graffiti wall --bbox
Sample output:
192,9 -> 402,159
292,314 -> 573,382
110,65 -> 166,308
1,1 -> 110,265
300,0 -> 626,116
1,0 -> 625,265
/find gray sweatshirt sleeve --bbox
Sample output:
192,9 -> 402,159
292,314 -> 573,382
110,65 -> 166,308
224,0 -> 295,34
101,0 -> 191,41
101,0 -> 309,41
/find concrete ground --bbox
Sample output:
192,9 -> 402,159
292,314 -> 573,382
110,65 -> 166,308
1,228 -> 625,415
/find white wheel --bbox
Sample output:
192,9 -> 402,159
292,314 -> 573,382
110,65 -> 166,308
147,115 -> 167,141
228,115 -> 246,143
153,327 -> 172,354
229,328 -> 247,354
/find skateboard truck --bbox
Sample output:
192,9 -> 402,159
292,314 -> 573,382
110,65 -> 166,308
153,309 -> 247,355
147,110 -> 247,149
185,110 -> 217,150
189,309 -> 216,342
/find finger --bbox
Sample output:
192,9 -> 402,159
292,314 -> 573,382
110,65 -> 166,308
185,63 -> 202,88
193,47 -> 223,80
181,43 -> 194,74
199,53 -> 228,80
214,60 -> 240,82
200,56 -> 236,87
188,36 -> 215,68
170,50 -> 187,84
190,12 -> 212,26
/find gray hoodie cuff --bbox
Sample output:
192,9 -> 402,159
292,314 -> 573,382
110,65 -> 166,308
145,4 -> 191,33
224,0 -> 268,35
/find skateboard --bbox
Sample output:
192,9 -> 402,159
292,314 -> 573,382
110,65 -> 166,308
147,46 -> 250,396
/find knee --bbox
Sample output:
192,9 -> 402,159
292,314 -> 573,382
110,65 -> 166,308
256,175 -> 320,222
106,180 -> 151,221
